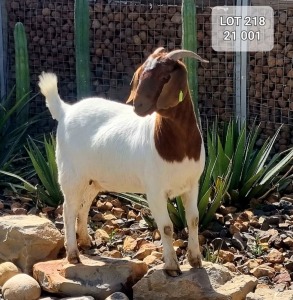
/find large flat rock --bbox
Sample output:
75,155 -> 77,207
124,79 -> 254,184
33,255 -> 148,299
133,262 -> 257,300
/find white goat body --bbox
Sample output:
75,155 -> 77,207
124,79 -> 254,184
39,48 -> 207,276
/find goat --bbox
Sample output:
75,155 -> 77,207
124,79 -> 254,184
38,48 -> 208,276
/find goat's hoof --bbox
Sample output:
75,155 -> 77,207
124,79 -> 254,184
78,237 -> 93,250
67,251 -> 81,264
188,251 -> 202,268
164,269 -> 182,277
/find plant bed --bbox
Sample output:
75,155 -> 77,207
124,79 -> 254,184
1,189 -> 293,299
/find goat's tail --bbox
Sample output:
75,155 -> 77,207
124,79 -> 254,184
38,72 -> 66,121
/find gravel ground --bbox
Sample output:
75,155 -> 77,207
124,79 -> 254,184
1,188 -> 293,293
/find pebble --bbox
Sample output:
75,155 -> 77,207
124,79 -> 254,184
105,292 -> 129,300
251,264 -> 275,278
267,249 -> 284,264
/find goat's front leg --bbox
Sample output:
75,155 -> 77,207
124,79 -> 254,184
147,192 -> 181,277
181,184 -> 202,268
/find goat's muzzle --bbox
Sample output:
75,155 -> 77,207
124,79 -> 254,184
133,100 -> 156,117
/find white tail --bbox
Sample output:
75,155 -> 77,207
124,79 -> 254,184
38,72 -> 65,121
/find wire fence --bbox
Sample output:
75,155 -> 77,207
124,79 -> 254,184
4,0 -> 293,151
248,3 -> 293,152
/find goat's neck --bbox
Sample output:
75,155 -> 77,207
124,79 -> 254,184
154,92 -> 202,162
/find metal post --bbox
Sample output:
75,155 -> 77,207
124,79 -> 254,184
235,0 -> 242,123
235,0 -> 248,126
0,0 -> 7,100
240,0 -> 248,125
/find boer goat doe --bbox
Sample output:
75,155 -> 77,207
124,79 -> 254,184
38,48 -> 208,276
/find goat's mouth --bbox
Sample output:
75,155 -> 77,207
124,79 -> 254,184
134,103 -> 156,117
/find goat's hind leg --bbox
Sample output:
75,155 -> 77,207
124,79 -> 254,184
62,189 -> 82,264
76,183 -> 98,249
181,184 -> 202,268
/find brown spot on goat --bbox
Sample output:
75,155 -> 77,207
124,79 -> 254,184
164,225 -> 172,236
128,48 -> 208,162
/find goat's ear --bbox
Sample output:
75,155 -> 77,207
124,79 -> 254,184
126,67 -> 141,104
156,65 -> 187,110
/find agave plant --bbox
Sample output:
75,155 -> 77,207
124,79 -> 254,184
0,88 -> 37,178
1,135 -> 63,207
209,119 -> 293,205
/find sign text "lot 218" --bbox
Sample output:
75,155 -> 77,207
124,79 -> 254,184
220,16 -> 266,26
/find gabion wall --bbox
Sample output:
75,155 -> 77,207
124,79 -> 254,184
248,7 -> 293,151
6,0 -> 234,134
5,0 -> 293,151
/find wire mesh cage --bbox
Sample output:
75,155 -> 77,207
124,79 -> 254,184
196,0 -> 235,132
6,0 -> 182,133
248,0 -> 293,152
3,0 -> 293,151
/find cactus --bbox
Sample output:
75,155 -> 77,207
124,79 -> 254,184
182,0 -> 199,121
14,22 -> 30,124
74,0 -> 91,99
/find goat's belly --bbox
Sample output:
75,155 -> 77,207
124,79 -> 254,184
99,181 -> 146,193
88,172 -> 146,194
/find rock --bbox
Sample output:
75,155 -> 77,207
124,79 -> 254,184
60,297 -> 95,300
223,262 -> 237,273
152,229 -> 161,240
231,232 -> 246,250
123,236 -> 137,251
0,262 -> 21,286
33,255 -> 147,299
246,287 -> 293,300
229,221 -> 248,235
219,206 -> 237,215
258,229 -> 278,243
283,237 -> 293,247
151,251 -> 162,259
102,250 -> 123,259
267,249 -> 284,264
284,260 -> 293,271
216,250 -> 235,263
143,255 -> 159,266
211,238 -> 230,251
273,271 -> 291,284
41,297 -> 94,300
133,243 -> 157,260
246,288 -> 275,300
251,264 -> 275,278
2,273 -> 41,300
94,229 -> 110,245
0,215 -> 64,274
105,292 -> 129,300
133,262 -> 257,300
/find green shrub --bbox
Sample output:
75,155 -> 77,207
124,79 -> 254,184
209,119 -> 293,205
1,135 -> 63,207
0,89 -> 37,181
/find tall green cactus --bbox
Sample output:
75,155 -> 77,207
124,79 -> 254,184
14,22 -> 30,124
182,0 -> 199,121
74,0 -> 91,99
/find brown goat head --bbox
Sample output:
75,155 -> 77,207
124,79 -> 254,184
127,48 -> 208,117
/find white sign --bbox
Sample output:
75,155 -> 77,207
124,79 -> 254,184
212,6 -> 274,52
